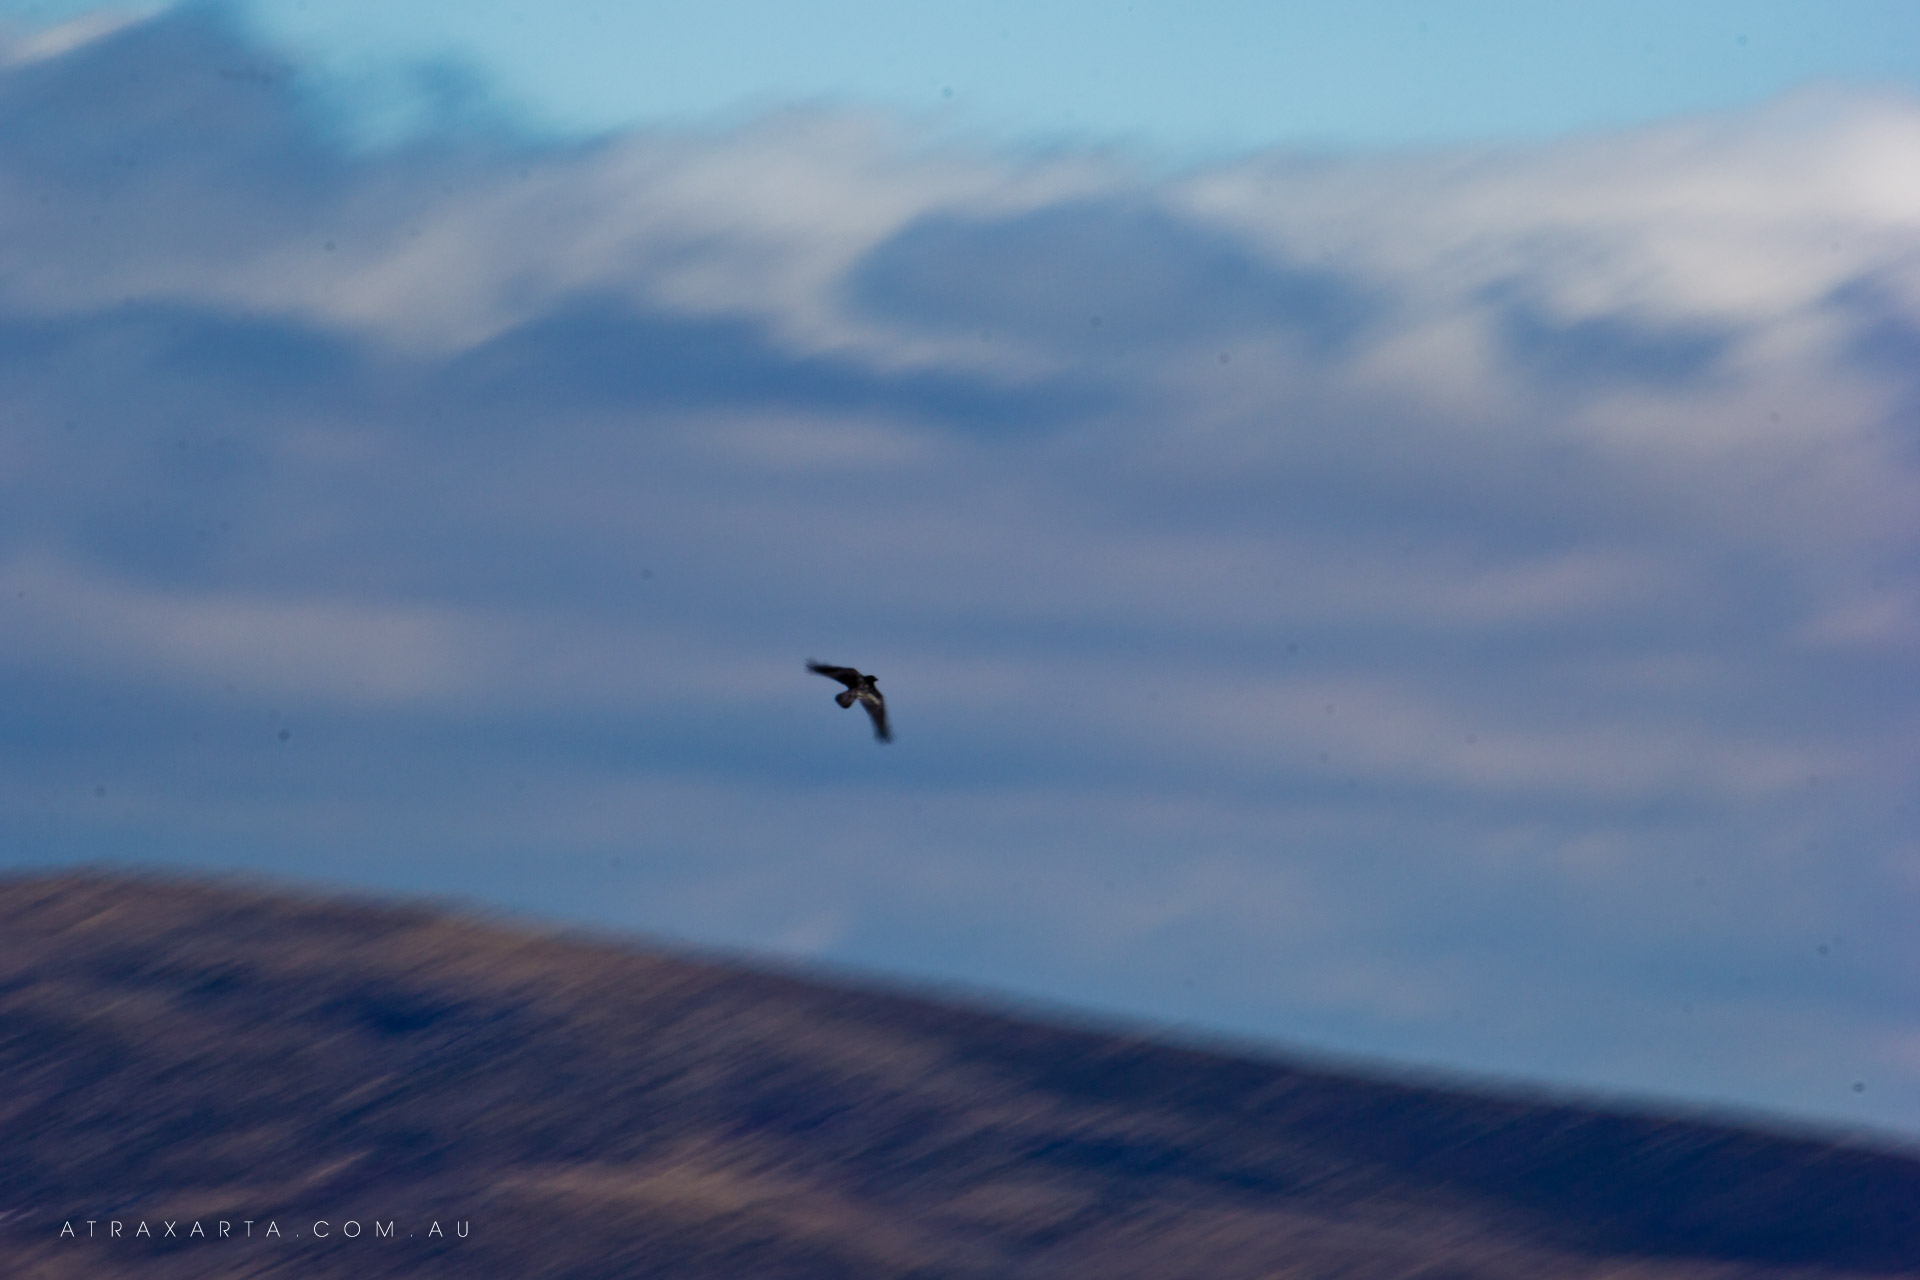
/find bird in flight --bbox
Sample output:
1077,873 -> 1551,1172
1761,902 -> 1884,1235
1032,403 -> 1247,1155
807,661 -> 892,742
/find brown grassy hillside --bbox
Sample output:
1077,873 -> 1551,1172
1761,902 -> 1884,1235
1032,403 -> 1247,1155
1,870 -> 1915,1279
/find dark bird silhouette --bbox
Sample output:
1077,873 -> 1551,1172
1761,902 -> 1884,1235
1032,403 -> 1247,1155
807,661 -> 892,742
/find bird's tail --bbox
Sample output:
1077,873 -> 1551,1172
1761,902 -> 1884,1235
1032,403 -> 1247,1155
836,690 -> 857,708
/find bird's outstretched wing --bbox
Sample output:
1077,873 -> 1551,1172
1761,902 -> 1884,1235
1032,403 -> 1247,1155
807,661 -> 862,689
860,691 -> 893,743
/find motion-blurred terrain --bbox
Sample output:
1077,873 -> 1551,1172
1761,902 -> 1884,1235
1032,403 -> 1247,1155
3,871 -> 1915,1279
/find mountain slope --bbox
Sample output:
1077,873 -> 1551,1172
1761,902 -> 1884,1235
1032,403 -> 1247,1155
2,871 -> 1915,1279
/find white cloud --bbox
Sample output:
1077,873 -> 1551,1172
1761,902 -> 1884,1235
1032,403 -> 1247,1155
0,555 -> 476,703
0,9 -> 149,67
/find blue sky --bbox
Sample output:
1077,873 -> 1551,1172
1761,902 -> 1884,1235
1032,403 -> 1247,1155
207,2 -> 1920,150
0,2 -> 1917,1141
10,0 -> 1920,149
229,0 -> 1919,153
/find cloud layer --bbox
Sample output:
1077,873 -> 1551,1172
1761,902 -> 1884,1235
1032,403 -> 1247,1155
2,10 -> 1917,1137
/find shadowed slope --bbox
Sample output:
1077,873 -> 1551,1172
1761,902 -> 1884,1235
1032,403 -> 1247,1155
2,871 -> 1916,1279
